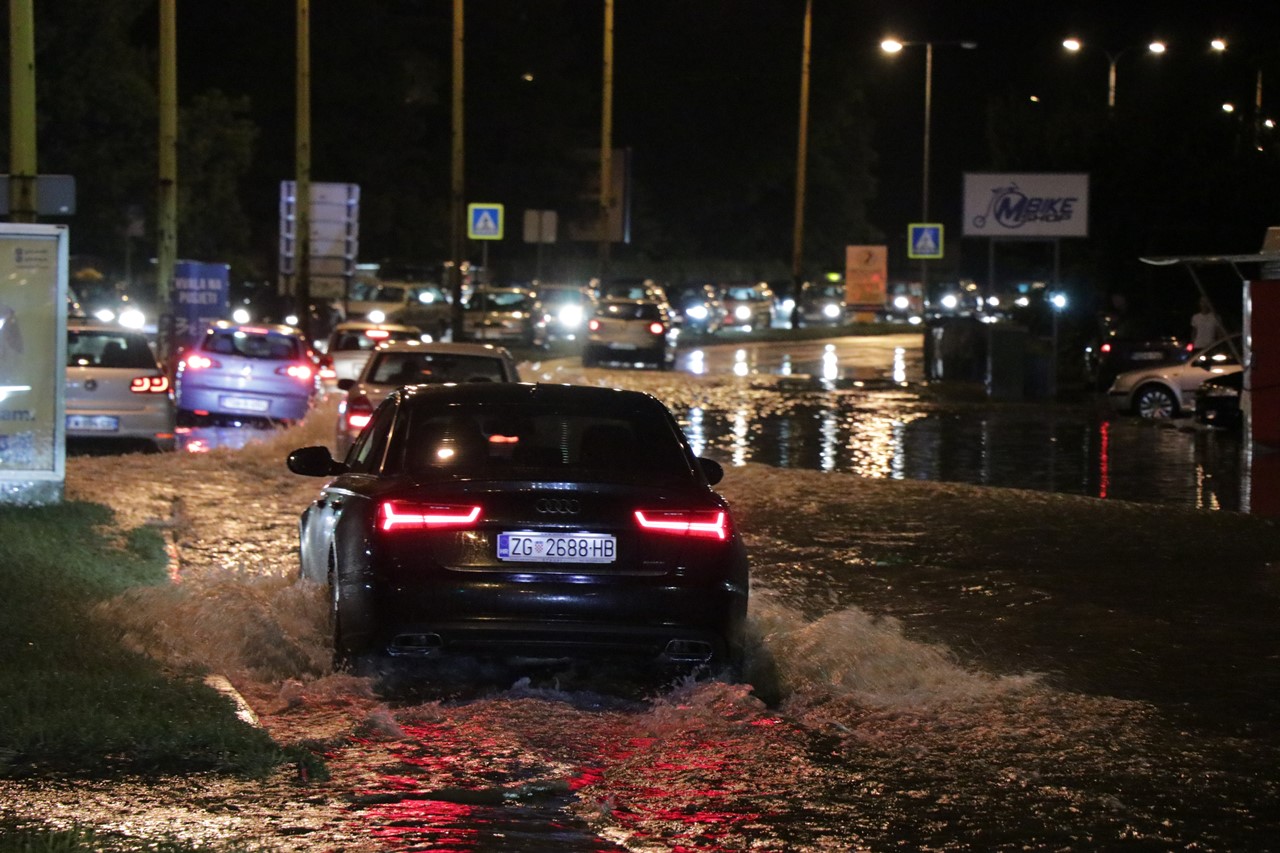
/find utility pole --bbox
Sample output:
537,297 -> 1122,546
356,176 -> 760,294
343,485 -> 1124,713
8,0 -> 37,223
295,0 -> 312,343
790,0 -> 812,308
157,0 -> 178,360
598,0 -> 614,283
449,0 -> 466,340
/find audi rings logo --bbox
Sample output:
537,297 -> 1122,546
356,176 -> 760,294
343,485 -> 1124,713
535,498 -> 581,514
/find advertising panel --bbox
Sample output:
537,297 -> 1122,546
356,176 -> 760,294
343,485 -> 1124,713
963,173 -> 1089,238
172,261 -> 230,352
0,225 -> 68,504
845,245 -> 888,311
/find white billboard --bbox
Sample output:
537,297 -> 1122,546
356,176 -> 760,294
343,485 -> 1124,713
963,173 -> 1089,238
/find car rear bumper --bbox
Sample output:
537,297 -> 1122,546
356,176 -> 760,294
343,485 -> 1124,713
177,383 -> 312,420
359,575 -> 748,664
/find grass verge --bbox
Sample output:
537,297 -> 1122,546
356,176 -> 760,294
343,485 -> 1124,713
0,500 -> 288,779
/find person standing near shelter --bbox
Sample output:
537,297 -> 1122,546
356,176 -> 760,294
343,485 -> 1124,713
1190,297 -> 1224,351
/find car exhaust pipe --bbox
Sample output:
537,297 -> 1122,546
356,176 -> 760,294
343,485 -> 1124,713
388,633 -> 444,656
663,639 -> 714,662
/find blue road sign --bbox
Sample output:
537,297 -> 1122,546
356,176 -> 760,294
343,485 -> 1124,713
908,223 -> 943,259
468,203 -> 504,240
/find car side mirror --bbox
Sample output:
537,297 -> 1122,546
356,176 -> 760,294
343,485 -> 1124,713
336,378 -> 356,391
698,457 -> 724,485
287,445 -> 347,477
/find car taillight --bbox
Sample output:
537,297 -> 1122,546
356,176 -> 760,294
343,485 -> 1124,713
648,322 -> 666,336
634,509 -> 729,540
277,363 -> 314,382
1100,342 -> 1112,354
184,353 -> 220,370
318,355 -> 336,380
129,375 -> 171,394
588,318 -> 601,332
379,500 -> 481,532
345,395 -> 375,431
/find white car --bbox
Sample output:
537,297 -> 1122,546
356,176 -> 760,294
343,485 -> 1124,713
65,321 -> 176,451
1107,335 -> 1242,419
318,320 -> 425,393
334,340 -> 521,456
345,278 -> 452,340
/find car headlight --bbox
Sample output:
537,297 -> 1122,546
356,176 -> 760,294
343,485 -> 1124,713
686,305 -> 708,321
734,305 -> 751,321
823,303 -> 841,319
94,308 -> 116,323
367,309 -> 386,324
558,305 -> 583,327
118,308 -> 147,329
893,295 -> 910,311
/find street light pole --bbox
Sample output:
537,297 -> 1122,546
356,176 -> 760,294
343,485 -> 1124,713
881,38 -> 974,299
1063,38 -> 1166,110
791,0 -> 812,296
921,41 -> 932,294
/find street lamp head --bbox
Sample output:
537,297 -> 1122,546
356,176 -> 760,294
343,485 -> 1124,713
1211,38 -> 1227,52
881,38 -> 904,54
1148,41 -> 1166,54
1223,102 -> 1236,113
1063,38 -> 1082,52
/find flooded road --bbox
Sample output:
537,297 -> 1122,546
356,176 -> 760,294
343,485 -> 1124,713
15,336 -> 1277,851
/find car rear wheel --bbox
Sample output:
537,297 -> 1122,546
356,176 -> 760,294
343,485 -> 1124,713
582,346 -> 599,367
329,560 -> 368,669
1134,384 -> 1179,419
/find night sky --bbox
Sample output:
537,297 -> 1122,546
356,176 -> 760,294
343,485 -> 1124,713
171,0 -> 1280,295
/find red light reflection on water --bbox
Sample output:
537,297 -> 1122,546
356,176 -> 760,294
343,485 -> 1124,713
1098,420 -> 1110,499
338,696 -> 783,852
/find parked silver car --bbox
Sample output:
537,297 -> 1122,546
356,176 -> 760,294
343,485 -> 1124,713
65,320 -> 175,451
1107,335 -> 1242,419
334,340 -> 521,456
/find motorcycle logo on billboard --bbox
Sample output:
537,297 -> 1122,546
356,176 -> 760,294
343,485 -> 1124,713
963,173 -> 1089,238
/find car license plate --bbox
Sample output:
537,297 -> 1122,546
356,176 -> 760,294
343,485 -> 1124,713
610,342 -> 637,350
66,414 -> 119,431
221,395 -> 270,413
1131,351 -> 1164,361
497,532 -> 616,563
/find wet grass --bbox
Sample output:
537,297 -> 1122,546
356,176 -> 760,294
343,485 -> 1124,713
0,821 -> 250,853
0,501 -> 287,779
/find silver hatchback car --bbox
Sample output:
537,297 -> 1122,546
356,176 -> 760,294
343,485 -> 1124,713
582,299 -> 677,370
65,321 -> 176,451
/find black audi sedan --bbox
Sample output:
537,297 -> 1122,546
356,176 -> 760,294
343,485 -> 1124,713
287,382 -> 749,674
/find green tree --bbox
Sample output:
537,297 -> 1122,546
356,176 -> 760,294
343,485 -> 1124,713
177,91 -> 258,278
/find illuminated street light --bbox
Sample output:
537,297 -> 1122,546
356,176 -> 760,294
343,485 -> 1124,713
1063,37 -> 1167,109
1223,102 -> 1237,113
1211,38 -> 1227,52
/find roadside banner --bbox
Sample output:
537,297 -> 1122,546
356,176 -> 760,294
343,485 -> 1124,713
0,224 -> 68,505
172,261 -> 230,351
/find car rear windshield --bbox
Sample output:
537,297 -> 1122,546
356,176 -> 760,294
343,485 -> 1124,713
397,402 -> 692,483
599,302 -> 661,321
367,352 -> 510,385
67,330 -> 158,369
202,329 -> 302,360
331,329 -> 420,351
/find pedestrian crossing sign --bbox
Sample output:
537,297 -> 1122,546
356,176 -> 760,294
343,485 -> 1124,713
908,223 -> 943,259
468,203 -> 504,240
